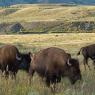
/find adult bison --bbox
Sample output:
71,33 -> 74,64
29,47 -> 82,91
0,44 -> 32,79
77,44 -> 95,70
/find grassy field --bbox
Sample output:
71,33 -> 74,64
1,4 -> 95,22
0,33 -> 95,95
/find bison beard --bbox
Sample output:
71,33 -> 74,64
29,47 -> 82,92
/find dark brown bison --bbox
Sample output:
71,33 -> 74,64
29,47 -> 82,91
77,44 -> 95,70
0,45 -> 32,79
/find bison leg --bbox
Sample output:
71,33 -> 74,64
11,71 -> 16,80
1,69 -> 5,77
46,77 -> 50,87
5,71 -> 9,78
8,65 -> 16,80
46,74 -> 57,94
83,58 -> 90,70
83,59 -> 86,70
92,60 -> 95,69
86,61 -> 91,70
28,68 -> 35,85
50,83 -> 56,95
12,67 -> 18,80
4,65 -> 9,79
0,65 -> 9,78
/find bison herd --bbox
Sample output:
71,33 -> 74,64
0,44 -> 95,92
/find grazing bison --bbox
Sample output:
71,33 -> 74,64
29,47 -> 82,91
0,45 -> 32,79
77,44 -> 95,70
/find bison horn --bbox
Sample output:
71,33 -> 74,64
67,59 -> 72,66
16,54 -> 21,61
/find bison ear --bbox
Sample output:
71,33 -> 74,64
67,59 -> 72,66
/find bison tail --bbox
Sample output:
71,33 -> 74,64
77,48 -> 83,55
77,51 -> 80,55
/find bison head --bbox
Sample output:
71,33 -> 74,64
66,58 -> 82,84
19,52 -> 32,72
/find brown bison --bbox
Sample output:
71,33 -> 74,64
29,47 -> 82,91
0,44 -> 32,79
77,44 -> 95,70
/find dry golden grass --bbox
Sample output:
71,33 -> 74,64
0,33 -> 95,95
1,4 -> 95,22
0,33 -> 95,47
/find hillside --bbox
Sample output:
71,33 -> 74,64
1,4 -> 95,22
0,4 -> 95,33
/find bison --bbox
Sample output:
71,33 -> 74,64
29,47 -> 82,91
77,44 -> 95,70
0,44 -> 32,79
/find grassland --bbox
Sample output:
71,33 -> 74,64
1,4 -> 95,22
0,33 -> 95,95
1,4 -> 95,33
